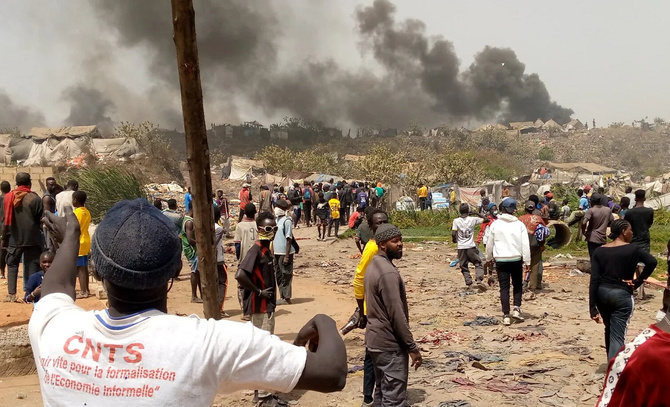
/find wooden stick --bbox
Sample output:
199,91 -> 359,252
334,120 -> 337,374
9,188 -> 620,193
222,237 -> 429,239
171,0 -> 219,319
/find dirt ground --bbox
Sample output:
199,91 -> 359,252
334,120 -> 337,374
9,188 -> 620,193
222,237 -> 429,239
0,221 -> 663,407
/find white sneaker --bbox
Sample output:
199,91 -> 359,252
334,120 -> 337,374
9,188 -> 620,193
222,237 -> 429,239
511,308 -> 524,322
656,310 -> 666,322
503,316 -> 511,326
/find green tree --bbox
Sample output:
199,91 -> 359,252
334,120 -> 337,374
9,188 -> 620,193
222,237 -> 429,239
114,121 -> 182,181
255,145 -> 295,175
435,152 -> 482,185
357,146 -> 406,184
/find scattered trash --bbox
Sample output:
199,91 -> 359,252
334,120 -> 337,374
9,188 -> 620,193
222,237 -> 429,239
451,377 -> 476,387
450,260 -> 459,267
417,330 -> 466,345
438,401 -> 472,407
472,361 -> 490,371
320,261 -> 340,268
464,316 -> 500,327
483,380 -> 532,394
349,253 -> 362,259
569,269 -> 584,276
347,365 -> 364,373
16,393 -> 26,400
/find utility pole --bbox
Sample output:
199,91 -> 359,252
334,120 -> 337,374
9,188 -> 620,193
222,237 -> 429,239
171,0 -> 219,319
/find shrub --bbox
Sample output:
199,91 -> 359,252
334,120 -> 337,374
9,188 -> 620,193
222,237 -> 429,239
537,147 -> 555,161
58,167 -> 145,223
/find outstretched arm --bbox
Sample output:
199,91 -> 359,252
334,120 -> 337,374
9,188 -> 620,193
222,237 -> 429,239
41,210 -> 81,300
294,314 -> 347,392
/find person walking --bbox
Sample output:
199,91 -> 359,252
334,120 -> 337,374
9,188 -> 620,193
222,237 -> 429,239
328,193 -> 341,238
518,201 -> 548,294
181,209 -> 202,303
238,183 -> 252,222
485,199 -> 530,326
365,224 -> 422,406
184,186 -> 193,213
451,203 -> 487,292
32,199 -> 346,406
352,209 -> 388,407
0,181 -> 10,279
417,183 -> 428,211
589,219 -> 656,361
624,189 -> 654,253
273,199 -> 295,305
302,181 -> 314,227
234,203 -> 258,321
3,173 -> 44,302
582,194 -> 614,260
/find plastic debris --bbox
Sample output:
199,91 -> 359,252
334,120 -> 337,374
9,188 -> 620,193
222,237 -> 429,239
463,316 -> 501,327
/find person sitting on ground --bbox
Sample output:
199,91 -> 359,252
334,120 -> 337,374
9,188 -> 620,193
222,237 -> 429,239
452,203 -> 487,292
72,191 -> 91,299
31,199 -> 347,406
589,219 -> 657,362
486,198 -> 530,326
365,223 -> 422,406
24,251 -> 54,303
348,206 -> 364,231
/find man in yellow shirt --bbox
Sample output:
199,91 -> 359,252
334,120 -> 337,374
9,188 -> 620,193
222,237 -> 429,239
328,196 -> 341,238
417,183 -> 428,211
352,209 -> 388,407
72,191 -> 91,299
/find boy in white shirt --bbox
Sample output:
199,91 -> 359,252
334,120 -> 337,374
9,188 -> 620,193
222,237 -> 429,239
451,203 -> 486,292
485,199 -> 531,326
32,199 -> 347,406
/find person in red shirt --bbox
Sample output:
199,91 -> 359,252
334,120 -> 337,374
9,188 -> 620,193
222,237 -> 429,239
238,183 -> 252,222
596,317 -> 670,406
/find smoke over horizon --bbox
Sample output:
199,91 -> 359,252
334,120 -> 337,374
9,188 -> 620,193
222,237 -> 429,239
3,0 -> 573,132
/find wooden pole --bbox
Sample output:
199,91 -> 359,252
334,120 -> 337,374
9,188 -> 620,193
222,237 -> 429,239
171,0 -> 219,320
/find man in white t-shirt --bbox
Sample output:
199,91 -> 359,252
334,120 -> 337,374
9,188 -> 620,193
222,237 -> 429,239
451,203 -> 486,291
55,179 -> 78,217
33,199 -> 346,406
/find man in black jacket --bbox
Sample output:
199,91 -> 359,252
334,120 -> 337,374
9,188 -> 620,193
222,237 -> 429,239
3,173 -> 44,302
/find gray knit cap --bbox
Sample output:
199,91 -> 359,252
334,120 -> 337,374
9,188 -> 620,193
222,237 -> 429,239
375,223 -> 402,243
91,199 -> 183,290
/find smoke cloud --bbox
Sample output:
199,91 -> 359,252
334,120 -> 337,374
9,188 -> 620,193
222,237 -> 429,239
62,85 -> 115,134
4,0 -> 572,131
0,90 -> 44,131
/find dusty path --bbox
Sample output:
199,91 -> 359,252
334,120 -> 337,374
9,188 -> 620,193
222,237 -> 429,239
0,221 -> 663,406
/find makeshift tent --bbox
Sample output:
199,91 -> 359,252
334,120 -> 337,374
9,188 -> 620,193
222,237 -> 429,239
24,138 -> 88,166
565,119 -> 584,131
542,119 -> 563,130
91,138 -> 140,158
221,156 -> 265,180
534,119 -> 545,127
28,126 -> 101,140
305,173 -> 344,183
533,162 -> 616,184
0,134 -> 12,165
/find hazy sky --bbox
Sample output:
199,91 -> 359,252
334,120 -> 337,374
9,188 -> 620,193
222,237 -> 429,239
0,0 -> 668,130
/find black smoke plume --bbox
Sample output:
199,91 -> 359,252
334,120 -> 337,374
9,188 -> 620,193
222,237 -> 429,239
83,0 -> 571,129
62,85 -> 115,134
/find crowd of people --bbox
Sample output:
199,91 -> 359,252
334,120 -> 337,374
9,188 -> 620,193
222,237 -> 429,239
2,174 -> 91,303
5,168 -> 667,406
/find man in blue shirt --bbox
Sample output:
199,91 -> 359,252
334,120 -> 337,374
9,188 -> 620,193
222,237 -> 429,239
24,251 -> 54,303
579,188 -> 590,211
184,187 -> 193,213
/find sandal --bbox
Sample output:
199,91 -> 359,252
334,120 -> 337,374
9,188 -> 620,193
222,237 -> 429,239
220,312 -> 230,318
76,292 -> 90,299
257,395 -> 288,407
